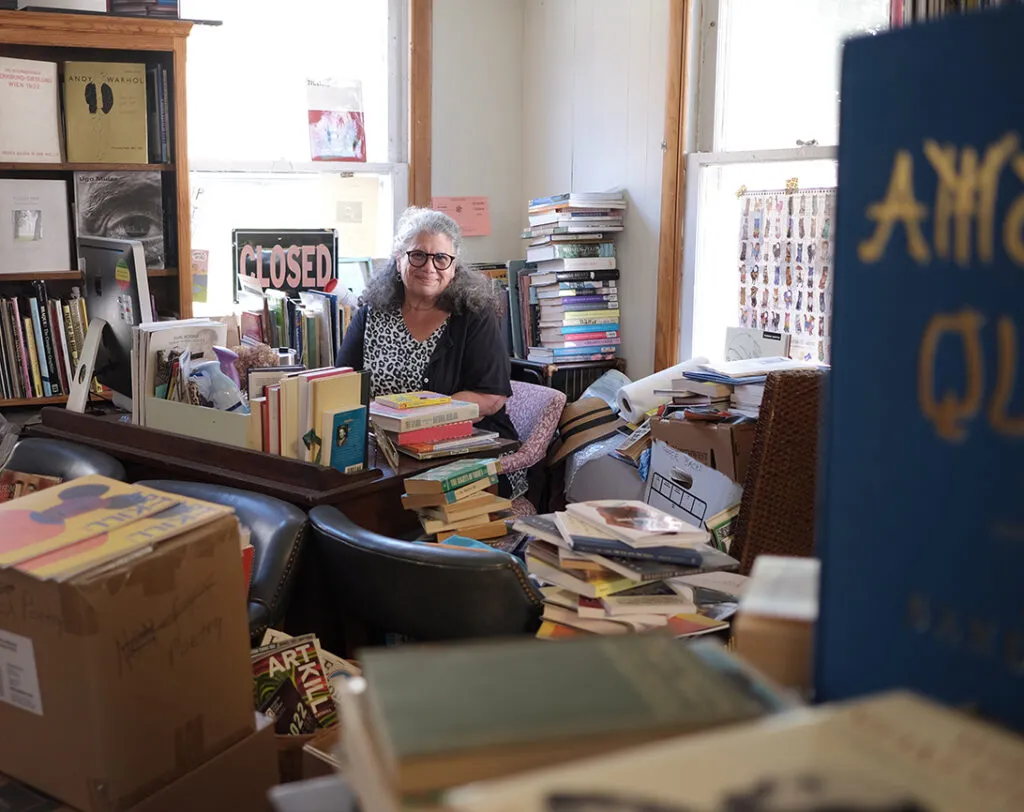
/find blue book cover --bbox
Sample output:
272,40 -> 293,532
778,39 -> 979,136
817,7 -> 1024,730
27,298 -> 51,398
323,406 -> 367,474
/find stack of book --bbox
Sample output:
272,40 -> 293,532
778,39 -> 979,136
516,501 -> 746,640
660,356 -> 821,420
337,634 -> 793,811
401,457 -> 512,541
520,191 -> 625,364
369,391 -> 501,461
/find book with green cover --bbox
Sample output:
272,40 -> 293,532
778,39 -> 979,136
404,457 -> 502,495
360,634 -> 769,794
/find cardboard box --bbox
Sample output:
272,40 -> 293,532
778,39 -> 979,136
649,418 -> 755,484
732,556 -> 819,697
0,714 -> 278,812
0,478 -> 256,812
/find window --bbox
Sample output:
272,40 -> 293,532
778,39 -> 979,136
180,0 -> 408,315
681,0 -> 888,360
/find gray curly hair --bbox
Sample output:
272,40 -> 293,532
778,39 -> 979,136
361,206 -> 497,315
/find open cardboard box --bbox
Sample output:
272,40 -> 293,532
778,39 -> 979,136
145,397 -> 262,451
650,417 -> 755,484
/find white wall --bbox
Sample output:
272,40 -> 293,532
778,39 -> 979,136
431,0 -> 525,263
522,0 -> 669,378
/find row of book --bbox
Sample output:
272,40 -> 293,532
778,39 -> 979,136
515,501 -> 742,639
891,0 -> 1023,26
0,283 -> 95,400
514,190 -> 625,364
238,277 -> 355,372
0,55 -> 172,165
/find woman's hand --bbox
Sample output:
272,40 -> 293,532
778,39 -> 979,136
452,390 -> 507,417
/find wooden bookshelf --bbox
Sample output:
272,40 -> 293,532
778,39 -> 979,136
0,11 -> 193,409
0,395 -> 68,408
0,162 -> 175,172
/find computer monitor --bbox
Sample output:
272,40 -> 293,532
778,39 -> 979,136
67,236 -> 153,413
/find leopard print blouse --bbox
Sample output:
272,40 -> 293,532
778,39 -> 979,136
362,307 -> 449,399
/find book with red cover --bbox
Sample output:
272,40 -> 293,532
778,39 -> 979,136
396,420 -> 474,446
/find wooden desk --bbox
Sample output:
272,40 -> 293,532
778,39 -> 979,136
26,407 -> 516,537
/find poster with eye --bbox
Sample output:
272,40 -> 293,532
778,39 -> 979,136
736,188 -> 835,364
74,171 -> 166,270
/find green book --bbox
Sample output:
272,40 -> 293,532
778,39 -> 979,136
360,634 -> 769,794
403,457 -> 501,495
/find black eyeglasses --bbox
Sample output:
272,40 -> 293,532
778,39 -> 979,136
406,250 -> 455,271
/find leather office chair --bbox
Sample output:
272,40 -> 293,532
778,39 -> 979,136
303,505 -> 544,648
137,479 -> 308,643
5,437 -> 126,481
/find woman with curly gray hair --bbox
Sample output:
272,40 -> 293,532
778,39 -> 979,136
336,206 -> 518,446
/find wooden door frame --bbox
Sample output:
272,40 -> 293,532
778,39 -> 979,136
409,0 -> 432,207
654,0 -> 693,371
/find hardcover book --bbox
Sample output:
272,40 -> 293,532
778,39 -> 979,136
446,692 -> 1024,812
360,633 -> 767,794
817,6 -> 1024,731
74,171 -> 165,269
0,179 -> 71,274
0,56 -> 62,163
63,61 -> 148,163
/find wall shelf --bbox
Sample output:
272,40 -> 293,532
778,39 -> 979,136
0,395 -> 68,408
0,271 -> 81,282
0,162 -> 174,172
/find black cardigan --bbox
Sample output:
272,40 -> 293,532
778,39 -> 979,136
336,306 -> 518,442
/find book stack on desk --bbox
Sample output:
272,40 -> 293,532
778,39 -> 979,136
369,391 -> 502,461
520,191 -> 625,364
401,457 -> 512,541
514,504 -> 745,640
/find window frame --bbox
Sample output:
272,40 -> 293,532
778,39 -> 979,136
659,0 -> 874,366
185,0 -> 415,242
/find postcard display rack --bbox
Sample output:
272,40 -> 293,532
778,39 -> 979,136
736,188 -> 835,364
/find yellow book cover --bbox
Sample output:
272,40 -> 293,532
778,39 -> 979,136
306,370 -> 363,462
0,476 -> 179,567
375,391 -> 452,410
279,374 -> 301,459
17,491 -> 235,581
563,310 -> 620,321
63,61 -> 148,163
22,315 -> 42,398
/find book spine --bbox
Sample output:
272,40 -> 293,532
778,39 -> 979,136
394,405 -> 480,432
23,316 -> 43,398
440,461 -> 502,492
63,302 -> 79,373
11,300 -> 31,397
1,301 -> 21,398
159,66 -> 170,162
33,284 -> 62,396
27,298 -> 52,397
553,270 -> 620,282
49,300 -> 70,393
0,311 -> 10,399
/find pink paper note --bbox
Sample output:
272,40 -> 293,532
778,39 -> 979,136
431,196 -> 491,237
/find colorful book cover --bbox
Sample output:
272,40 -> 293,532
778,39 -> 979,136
16,490 -> 233,581
374,391 -> 452,410
817,6 -> 1024,732
251,633 -> 337,728
319,406 -> 367,473
0,476 -> 178,567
